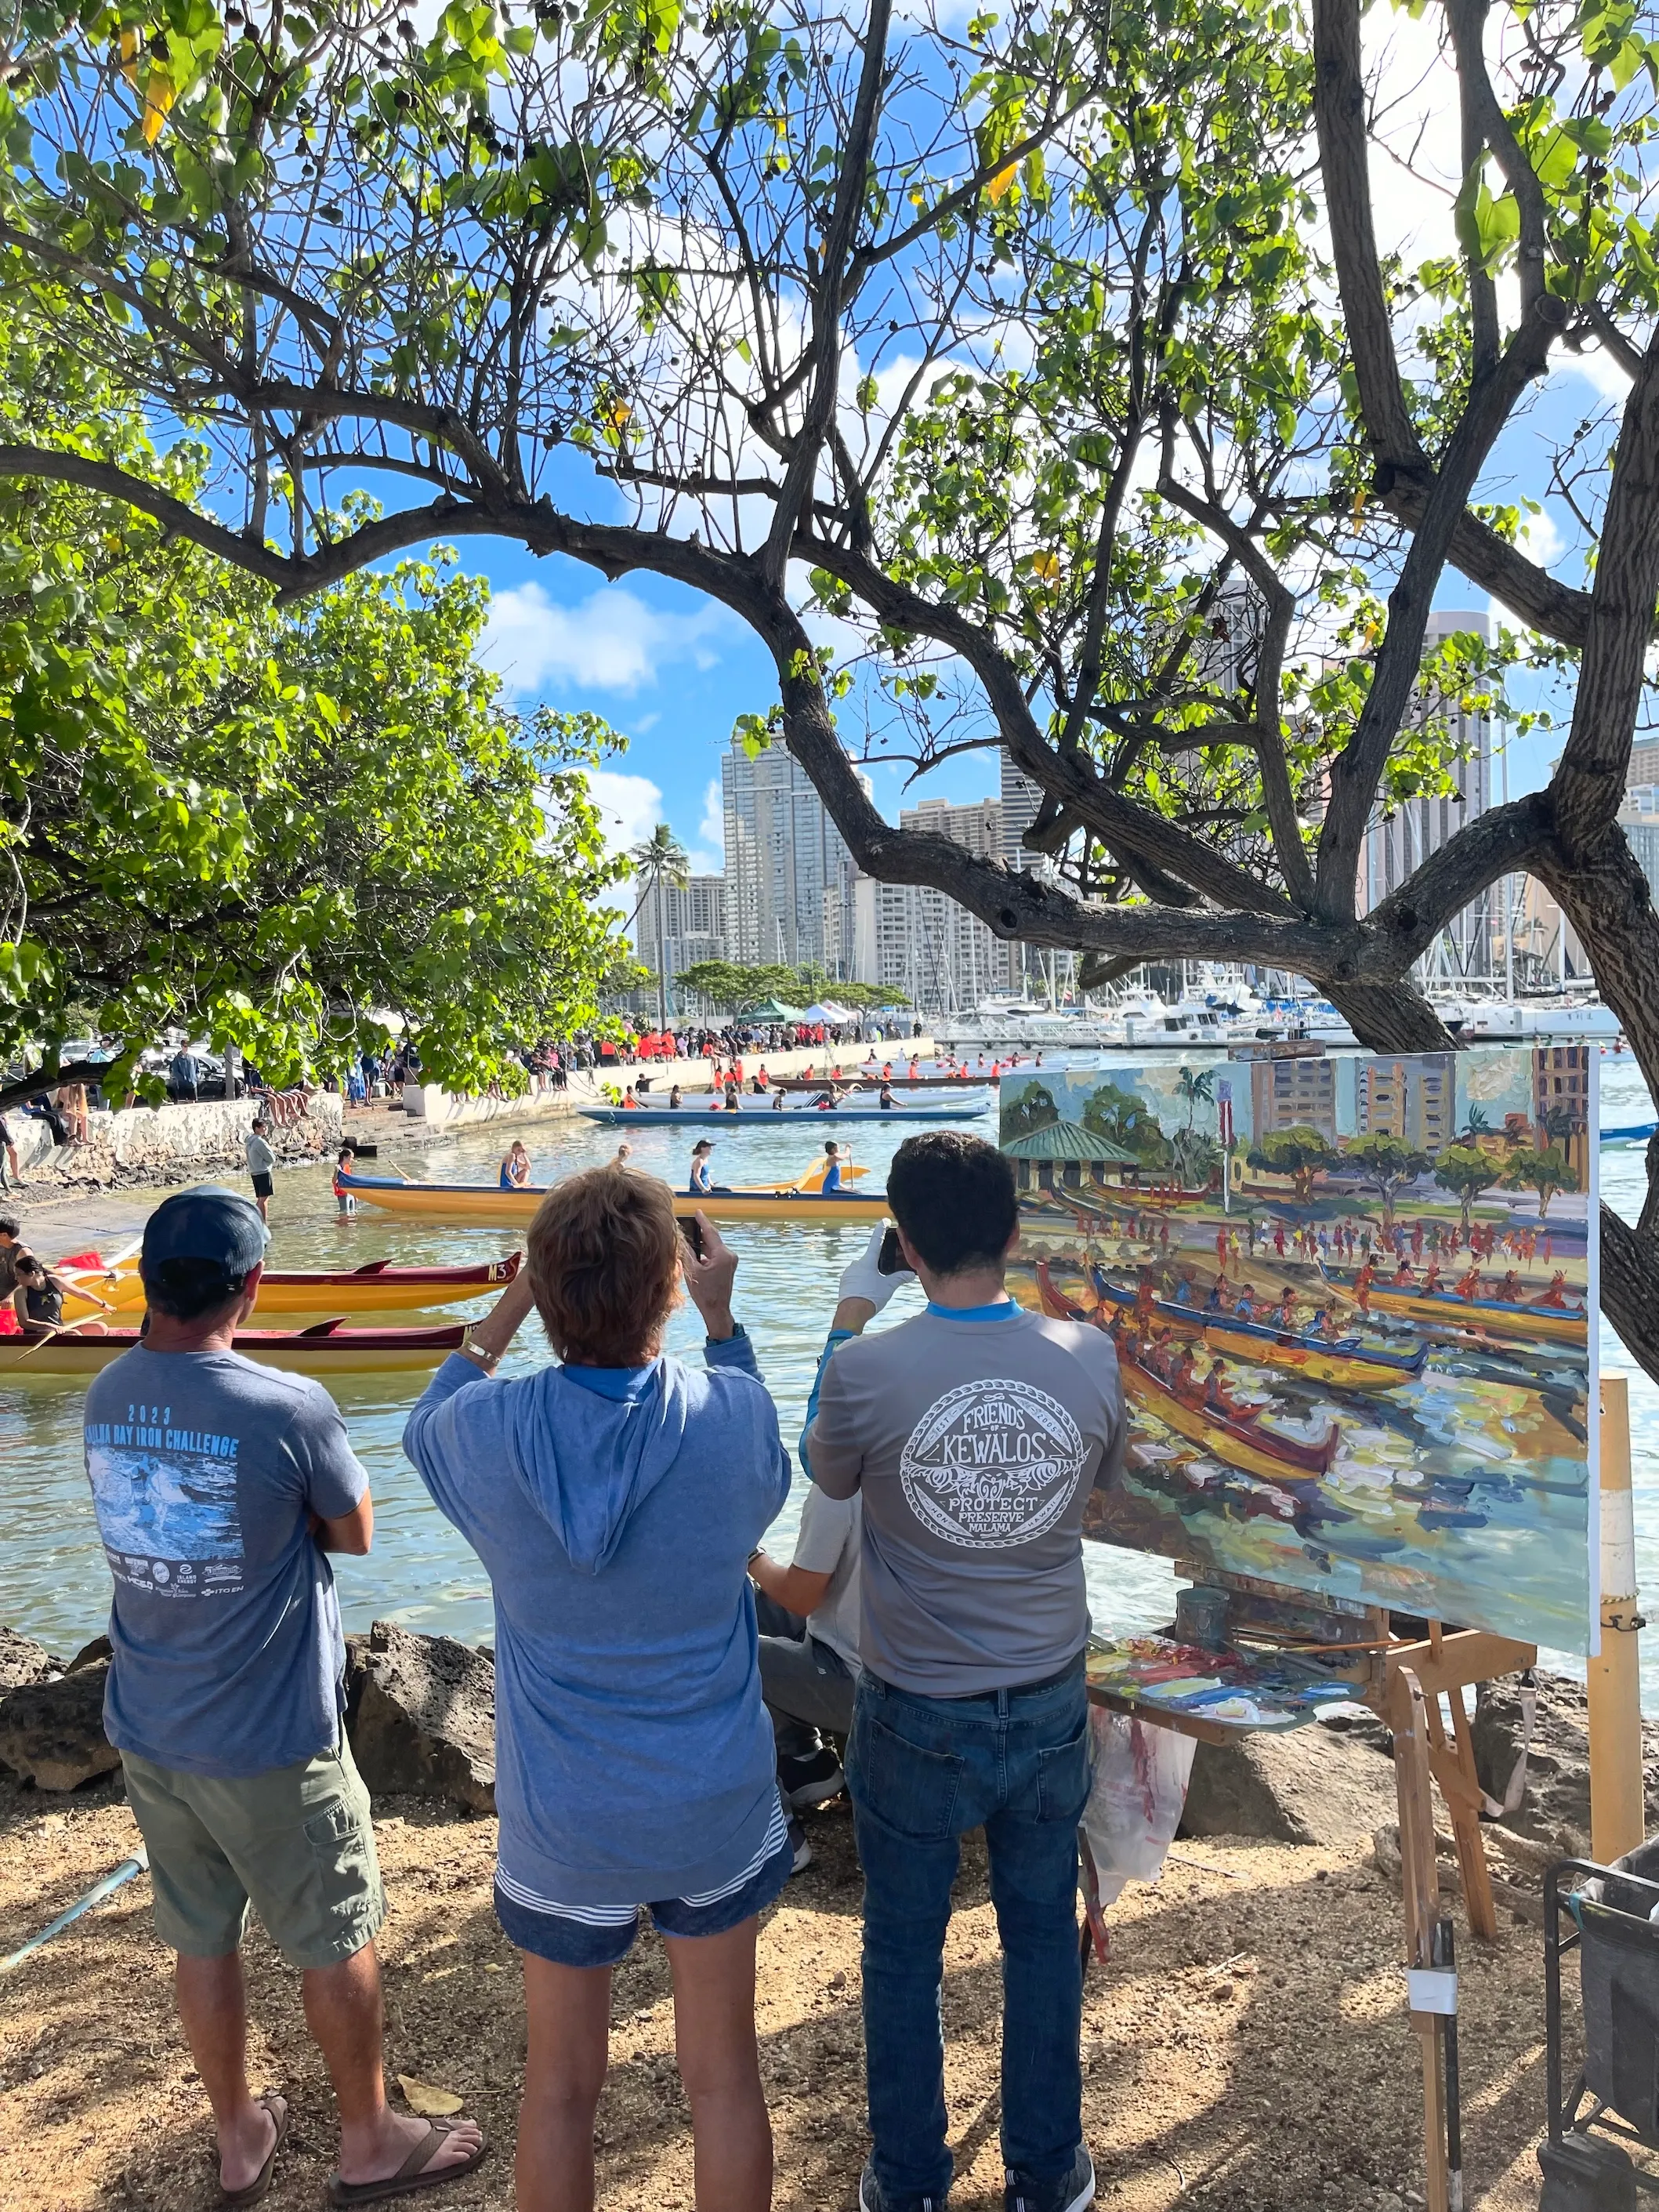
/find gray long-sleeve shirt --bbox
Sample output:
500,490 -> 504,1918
245,1130 -> 276,1176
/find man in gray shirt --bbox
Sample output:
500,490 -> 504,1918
804,1133 -> 1122,2212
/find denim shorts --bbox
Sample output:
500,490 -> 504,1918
494,1829 -> 794,1968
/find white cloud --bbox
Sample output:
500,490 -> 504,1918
685,777 -> 725,875
586,769 -> 665,860
1517,508 -> 1566,570
482,582 -> 728,696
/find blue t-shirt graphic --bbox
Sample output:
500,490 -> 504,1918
84,1345 -> 368,1777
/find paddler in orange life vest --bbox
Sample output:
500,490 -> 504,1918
1353,1257 -> 1376,1315
1391,1256 -> 1414,1287
1455,1262 -> 1483,1301
1133,1267 -> 1157,1326
621,1084 -> 639,1110
1421,1260 -> 1443,1296
1535,1269 -> 1572,1309
1494,1268 -> 1524,1303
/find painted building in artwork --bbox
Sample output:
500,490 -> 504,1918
1533,1044 -> 1592,1188
721,737 -> 860,974
853,796 -> 1015,1014
1249,1053 -> 1338,1142
1356,1053 -> 1454,1157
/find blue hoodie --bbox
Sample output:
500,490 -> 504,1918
403,1337 -> 789,1909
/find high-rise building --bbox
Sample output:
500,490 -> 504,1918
853,798 -> 1015,1014
632,875 -> 726,1014
721,738 -> 859,974
1250,1053 -> 1338,1141
999,748 -> 1044,872
1358,610 -> 1494,977
1356,1053 -> 1454,1157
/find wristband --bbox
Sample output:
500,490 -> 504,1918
459,1338 -> 501,1369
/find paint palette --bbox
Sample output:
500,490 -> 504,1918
1085,1634 -> 1363,1734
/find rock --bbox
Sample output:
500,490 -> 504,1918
346,1622 -> 495,1813
1180,1722 -> 1399,1846
0,1659 -> 118,1790
67,1634 -> 112,1673
1472,1668 -> 1659,1851
0,1626 -> 60,1693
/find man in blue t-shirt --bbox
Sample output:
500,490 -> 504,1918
82,1188 -> 487,2206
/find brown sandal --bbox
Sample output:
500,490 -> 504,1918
327,2122 -> 491,2206
221,2093 -> 290,2208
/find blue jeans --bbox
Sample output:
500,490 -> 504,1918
846,1655 -> 1090,2203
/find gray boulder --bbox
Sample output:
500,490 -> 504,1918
0,1659 -> 118,1790
1180,1717 -> 1399,1846
1472,1668 -> 1659,1851
0,1626 -> 60,1693
346,1621 -> 495,1813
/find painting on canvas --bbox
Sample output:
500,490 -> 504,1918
1001,1045 -> 1596,1648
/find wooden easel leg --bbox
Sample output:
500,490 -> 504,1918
1393,1667 -> 1452,2212
1445,1686 -> 1498,1942
1422,1686 -> 1498,1942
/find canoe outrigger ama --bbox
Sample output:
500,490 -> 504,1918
334,1171 -> 892,1227
0,1317 -> 471,1378
60,1251 -> 524,1322
1034,1264 -> 1342,1484
1085,1269 -> 1428,1390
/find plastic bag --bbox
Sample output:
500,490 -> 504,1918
1080,1706 -> 1197,1888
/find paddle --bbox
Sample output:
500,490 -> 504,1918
11,1310 -> 125,1362
57,1232 -> 143,1284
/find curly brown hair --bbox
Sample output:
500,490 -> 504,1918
526,1166 -> 682,1366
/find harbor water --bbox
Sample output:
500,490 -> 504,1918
3,1054 -> 1657,1700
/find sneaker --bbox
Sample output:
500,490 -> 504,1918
779,1745 -> 846,1810
1005,2149 -> 1095,2212
787,1811 -> 813,1873
860,2158 -> 947,2211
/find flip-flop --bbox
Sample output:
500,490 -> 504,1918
222,2092 -> 291,2208
328,2123 -> 491,2207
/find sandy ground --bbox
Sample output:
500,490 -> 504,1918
0,1768 -> 1574,2212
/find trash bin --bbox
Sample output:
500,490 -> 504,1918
1574,1838 -> 1659,2143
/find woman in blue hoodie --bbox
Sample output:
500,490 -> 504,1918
403,1168 -> 791,2212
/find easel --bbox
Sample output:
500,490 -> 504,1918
1085,1571 -> 1535,2212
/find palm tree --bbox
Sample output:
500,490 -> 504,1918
628,825 -> 690,1032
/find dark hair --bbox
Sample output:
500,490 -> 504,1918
0,1214 -> 17,1239
13,1253 -> 42,1277
527,1166 -> 680,1365
886,1131 -> 1018,1276
143,1256 -> 249,1322
338,1145 -> 353,1160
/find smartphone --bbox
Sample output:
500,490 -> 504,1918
681,1217 -> 706,1262
877,1225 -> 904,1275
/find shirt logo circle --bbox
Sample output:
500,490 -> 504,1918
899,1379 -> 1087,1550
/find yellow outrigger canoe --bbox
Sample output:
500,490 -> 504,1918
59,1251 -> 523,1323
1323,1271 -> 1587,1346
0,1318 -> 469,1379
335,1170 -> 889,1227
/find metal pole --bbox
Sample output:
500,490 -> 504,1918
1588,1374 -> 1646,1861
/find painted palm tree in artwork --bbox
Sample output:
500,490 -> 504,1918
1177,1066 -> 1215,1130
629,824 -> 690,1032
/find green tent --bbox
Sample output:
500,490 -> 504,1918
746,998 -> 804,1019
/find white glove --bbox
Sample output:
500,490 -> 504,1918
839,1223 -> 913,1311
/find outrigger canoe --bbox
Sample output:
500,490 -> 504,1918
60,1252 -> 523,1323
1086,1270 -> 1427,1389
335,1171 -> 891,1227
1320,1267 -> 1587,1345
581,1093 -> 991,1127
0,1318 -> 469,1378
1036,1264 -> 1341,1483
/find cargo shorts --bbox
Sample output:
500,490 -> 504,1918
121,1735 -> 386,1970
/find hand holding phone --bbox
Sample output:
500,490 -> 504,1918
681,1211 -> 738,1338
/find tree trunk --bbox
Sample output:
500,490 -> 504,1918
1323,978 -> 1458,1053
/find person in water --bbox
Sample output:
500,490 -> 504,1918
333,1146 -> 357,1216
820,1141 -> 845,1195
501,1141 -> 533,1191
